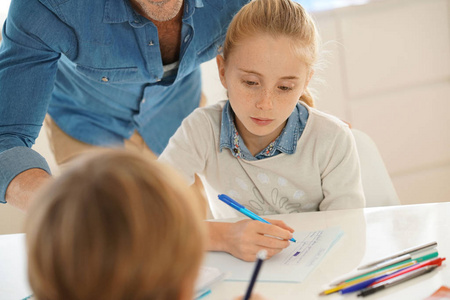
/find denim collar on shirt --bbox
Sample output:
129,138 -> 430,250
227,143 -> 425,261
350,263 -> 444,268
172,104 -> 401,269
102,0 -> 203,24
219,101 -> 309,161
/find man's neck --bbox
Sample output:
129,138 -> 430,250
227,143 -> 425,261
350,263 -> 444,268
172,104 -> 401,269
129,0 -> 184,23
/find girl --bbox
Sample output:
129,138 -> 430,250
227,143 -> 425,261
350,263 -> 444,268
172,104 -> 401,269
25,150 -> 207,300
159,0 -> 365,262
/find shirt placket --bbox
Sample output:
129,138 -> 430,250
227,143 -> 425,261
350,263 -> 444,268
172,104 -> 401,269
142,23 -> 164,83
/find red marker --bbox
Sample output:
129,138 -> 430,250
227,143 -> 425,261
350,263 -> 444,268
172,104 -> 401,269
370,257 -> 446,286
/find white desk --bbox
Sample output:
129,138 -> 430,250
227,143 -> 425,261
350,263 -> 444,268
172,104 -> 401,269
1,203 -> 449,300
0,233 -> 30,300
206,203 -> 450,300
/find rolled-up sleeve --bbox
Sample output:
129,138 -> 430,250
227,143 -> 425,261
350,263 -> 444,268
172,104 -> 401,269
0,147 -> 51,203
0,0 -> 74,203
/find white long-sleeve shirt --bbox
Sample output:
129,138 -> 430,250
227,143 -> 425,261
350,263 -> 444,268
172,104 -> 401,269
159,101 -> 365,219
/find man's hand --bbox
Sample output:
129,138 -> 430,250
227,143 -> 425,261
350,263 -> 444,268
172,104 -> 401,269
5,168 -> 51,211
206,219 -> 294,262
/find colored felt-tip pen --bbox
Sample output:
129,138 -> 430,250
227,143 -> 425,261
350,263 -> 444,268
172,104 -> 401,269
357,241 -> 438,270
218,194 -> 297,243
357,265 -> 439,297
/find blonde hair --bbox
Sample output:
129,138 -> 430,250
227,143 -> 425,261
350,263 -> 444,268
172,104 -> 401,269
223,0 -> 319,107
26,150 -> 206,300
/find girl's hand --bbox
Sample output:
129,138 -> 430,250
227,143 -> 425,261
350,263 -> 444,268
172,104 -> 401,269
222,218 -> 294,262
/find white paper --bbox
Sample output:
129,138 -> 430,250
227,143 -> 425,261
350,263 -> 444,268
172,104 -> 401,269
203,227 -> 343,283
194,266 -> 227,298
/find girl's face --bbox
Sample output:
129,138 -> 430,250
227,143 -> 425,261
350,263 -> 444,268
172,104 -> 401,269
217,34 -> 313,150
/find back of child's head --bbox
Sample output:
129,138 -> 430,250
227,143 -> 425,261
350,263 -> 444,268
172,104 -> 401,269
223,0 -> 319,107
26,149 -> 206,300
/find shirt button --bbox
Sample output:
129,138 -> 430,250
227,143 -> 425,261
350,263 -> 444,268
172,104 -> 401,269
142,98 -> 146,103
184,34 -> 190,43
155,78 -> 161,82
101,76 -> 109,82
148,40 -> 154,46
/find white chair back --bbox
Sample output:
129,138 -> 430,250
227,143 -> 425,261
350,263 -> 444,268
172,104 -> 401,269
352,129 -> 400,207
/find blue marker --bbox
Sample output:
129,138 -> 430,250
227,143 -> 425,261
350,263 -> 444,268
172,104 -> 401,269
195,289 -> 212,300
218,194 -> 297,243
339,276 -> 388,294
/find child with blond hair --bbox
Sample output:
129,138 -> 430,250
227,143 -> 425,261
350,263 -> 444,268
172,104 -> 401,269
26,150 -> 207,300
159,0 -> 365,262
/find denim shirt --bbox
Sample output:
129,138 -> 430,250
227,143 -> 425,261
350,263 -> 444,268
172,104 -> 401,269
0,0 -> 247,203
219,101 -> 309,161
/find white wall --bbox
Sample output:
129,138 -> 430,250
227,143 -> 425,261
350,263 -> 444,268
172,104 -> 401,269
202,0 -> 450,205
313,0 -> 450,205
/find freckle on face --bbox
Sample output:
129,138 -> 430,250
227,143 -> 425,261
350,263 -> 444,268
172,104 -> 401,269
222,34 -> 310,146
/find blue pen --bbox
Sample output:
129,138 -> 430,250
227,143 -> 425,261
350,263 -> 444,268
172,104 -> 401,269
218,194 -> 297,243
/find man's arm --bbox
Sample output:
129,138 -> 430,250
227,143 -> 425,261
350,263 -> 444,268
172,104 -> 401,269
5,169 -> 51,211
0,0 -> 74,210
